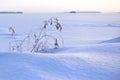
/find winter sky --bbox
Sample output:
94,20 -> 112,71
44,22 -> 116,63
0,0 -> 120,13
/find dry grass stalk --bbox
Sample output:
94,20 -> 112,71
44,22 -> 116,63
9,17 -> 63,53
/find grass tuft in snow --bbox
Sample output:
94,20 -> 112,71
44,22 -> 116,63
9,17 -> 64,53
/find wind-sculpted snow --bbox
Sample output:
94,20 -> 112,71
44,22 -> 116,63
0,13 -> 120,80
0,52 -> 120,80
101,37 -> 120,43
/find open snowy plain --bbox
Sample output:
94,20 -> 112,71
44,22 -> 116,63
0,13 -> 120,80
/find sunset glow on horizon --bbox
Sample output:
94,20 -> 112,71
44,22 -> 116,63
0,0 -> 120,13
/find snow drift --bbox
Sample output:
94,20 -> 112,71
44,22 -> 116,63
0,13 -> 120,80
101,37 -> 120,43
0,52 -> 120,80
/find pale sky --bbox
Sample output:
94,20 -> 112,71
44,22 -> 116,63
0,0 -> 120,13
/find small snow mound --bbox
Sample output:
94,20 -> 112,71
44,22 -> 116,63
101,37 -> 120,43
107,24 -> 120,27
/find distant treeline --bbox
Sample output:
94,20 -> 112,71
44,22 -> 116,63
65,11 -> 101,13
0,11 -> 23,14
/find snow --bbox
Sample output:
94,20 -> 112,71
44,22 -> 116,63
101,37 -> 120,43
0,13 -> 120,80
0,52 -> 120,80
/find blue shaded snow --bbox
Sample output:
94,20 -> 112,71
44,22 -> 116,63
0,52 -> 120,80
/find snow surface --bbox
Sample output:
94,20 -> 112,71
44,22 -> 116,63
0,52 -> 120,80
0,13 -> 120,80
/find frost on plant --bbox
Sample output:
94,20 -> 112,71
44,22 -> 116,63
9,17 -> 63,53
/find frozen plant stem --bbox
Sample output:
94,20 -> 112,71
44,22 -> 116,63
9,17 -> 63,53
